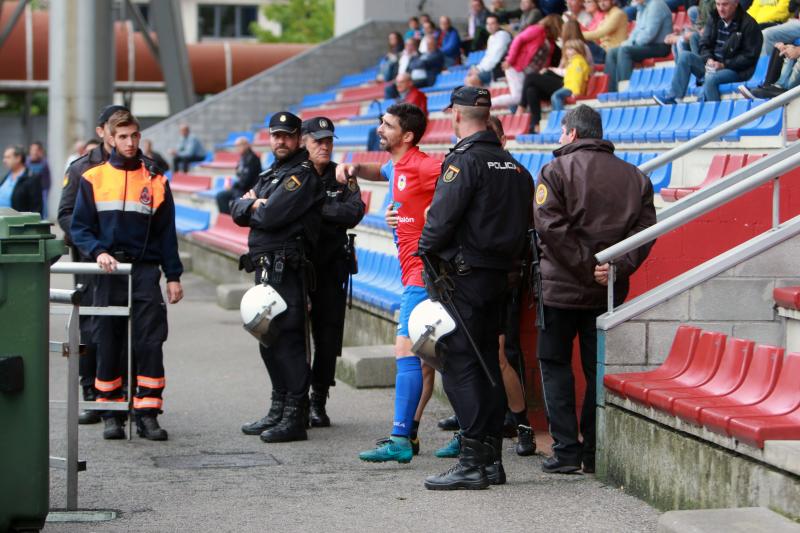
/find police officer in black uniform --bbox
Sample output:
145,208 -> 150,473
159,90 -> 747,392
57,104 -> 131,425
418,87 -> 533,490
232,111 -> 325,443
302,117 -> 365,427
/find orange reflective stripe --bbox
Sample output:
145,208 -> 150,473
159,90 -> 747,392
95,397 -> 126,403
95,377 -> 123,392
133,397 -> 163,409
83,163 -> 166,211
137,375 -> 166,389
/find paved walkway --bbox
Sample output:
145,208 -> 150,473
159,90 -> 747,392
44,272 -> 659,532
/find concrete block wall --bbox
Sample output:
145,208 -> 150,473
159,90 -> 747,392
141,20 -> 401,154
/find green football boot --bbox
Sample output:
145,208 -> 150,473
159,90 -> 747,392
359,436 -> 413,464
434,432 -> 462,458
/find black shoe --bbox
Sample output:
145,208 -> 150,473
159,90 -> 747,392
750,84 -> 785,99
582,454 -> 596,474
78,386 -> 101,425
102,417 -> 125,440
242,391 -> 285,435
424,437 -> 490,490
541,455 -> 581,474
437,414 -> 459,431
503,412 -> 518,438
516,425 -> 536,456
135,414 -> 168,441
309,389 -> 330,428
260,398 -> 308,443
483,436 -> 506,485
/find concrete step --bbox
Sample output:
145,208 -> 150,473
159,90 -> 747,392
217,283 -> 250,310
336,344 -> 394,388
657,507 -> 800,533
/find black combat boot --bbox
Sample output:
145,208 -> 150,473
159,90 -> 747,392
309,388 -> 331,428
424,436 -> 490,490
541,455 -> 581,474
484,436 -> 506,485
260,397 -> 309,443
437,414 -> 459,431
102,416 -> 125,440
515,425 -> 536,456
241,391 -> 285,435
135,414 -> 168,441
78,386 -> 101,425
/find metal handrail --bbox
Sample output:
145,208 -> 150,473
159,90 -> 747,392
51,262 -> 132,275
639,83 -> 800,175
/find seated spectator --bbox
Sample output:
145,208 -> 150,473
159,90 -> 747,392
748,0 -> 791,29
540,0 -> 568,15
581,0 -> 606,32
438,16 -> 462,67
216,137 -> 261,215
467,0 -> 491,51
408,35 -> 445,88
583,0 -> 629,63
604,0 -> 672,91
493,15 -> 563,108
518,0 -> 546,30
551,39 -> 592,109
1,145 -> 42,214
740,41 -> 800,98
392,72 -> 429,115
761,2 -> 800,55
378,32 -> 405,82
142,139 -> 169,172
385,38 -> 420,98
405,16 -> 422,41
654,0 -> 762,104
419,20 -> 440,53
465,14 -> 513,86
169,124 -> 206,172
564,0 -> 594,26
664,0 -> 714,58
27,141 -> 50,214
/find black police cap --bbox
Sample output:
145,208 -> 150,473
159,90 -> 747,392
97,104 -> 130,126
269,111 -> 302,134
301,116 -> 337,139
445,86 -> 492,110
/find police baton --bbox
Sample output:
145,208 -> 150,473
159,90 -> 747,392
420,253 -> 498,388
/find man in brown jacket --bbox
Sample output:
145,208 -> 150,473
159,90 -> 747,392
533,105 -> 656,474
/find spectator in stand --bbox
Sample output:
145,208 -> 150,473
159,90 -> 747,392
397,37 -> 420,78
551,39 -> 592,109
465,14 -> 513,86
394,72 -> 429,115
216,137 -> 261,215
142,139 -> 169,172
169,124 -> 206,172
27,141 -> 50,214
761,1 -> 800,55
467,0 -> 491,51
665,0 -> 714,58
739,41 -> 800,98
419,19 -> 440,53
493,0 -> 544,29
438,16 -> 463,67
64,140 -> 87,172
564,0 -> 594,26
748,0 -> 791,29
409,34 -> 445,88
581,0 -> 606,32
604,0 -> 672,91
405,16 -> 422,40
419,13 -> 432,26
493,15 -> 563,108
1,145 -> 42,214
583,0 -> 629,63
378,32 -> 406,82
655,0 -> 762,104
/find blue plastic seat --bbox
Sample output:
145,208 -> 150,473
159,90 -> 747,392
607,107 -> 640,142
671,102 -> 703,141
174,205 -> 211,235
300,90 -> 337,108
691,100 -> 732,138
653,103 -> 687,142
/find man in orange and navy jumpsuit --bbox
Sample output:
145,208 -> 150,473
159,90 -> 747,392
71,109 -> 183,441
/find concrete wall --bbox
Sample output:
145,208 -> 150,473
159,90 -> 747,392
141,20 -> 400,154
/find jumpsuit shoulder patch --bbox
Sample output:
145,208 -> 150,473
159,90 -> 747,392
284,175 -> 302,192
442,165 -> 460,183
535,183 -> 548,205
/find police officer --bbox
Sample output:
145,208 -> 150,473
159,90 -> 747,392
418,86 -> 533,490
71,109 -> 183,441
232,111 -> 325,443
58,104 -> 131,426
302,117 -> 365,427
534,105 -> 656,474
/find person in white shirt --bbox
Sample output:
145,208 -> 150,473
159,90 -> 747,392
465,14 -> 512,86
397,37 -> 420,77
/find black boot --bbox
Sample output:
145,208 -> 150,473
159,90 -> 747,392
78,386 -> 101,425
242,391 -> 285,435
309,388 -> 330,428
135,414 -> 168,441
102,416 -> 125,440
437,414 -> 459,431
516,425 -> 536,456
484,436 -> 506,485
503,411 -> 518,438
424,437 -> 490,490
541,455 -> 581,474
260,397 -> 309,443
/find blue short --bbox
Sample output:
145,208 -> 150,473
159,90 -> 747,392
397,285 -> 428,337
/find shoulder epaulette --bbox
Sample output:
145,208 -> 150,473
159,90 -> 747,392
454,142 -> 474,154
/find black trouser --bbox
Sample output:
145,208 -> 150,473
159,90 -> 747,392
536,304 -> 603,463
764,46 -> 786,87
502,285 -> 525,383
71,247 -> 97,389
255,262 -> 311,402
216,189 -> 234,214
440,268 -> 508,441
309,257 -> 348,390
173,154 -> 206,173
92,263 -> 168,417
521,71 -> 564,132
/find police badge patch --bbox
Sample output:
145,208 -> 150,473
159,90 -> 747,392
284,175 -> 302,191
443,165 -> 460,183
347,179 -> 357,192
140,187 -> 152,205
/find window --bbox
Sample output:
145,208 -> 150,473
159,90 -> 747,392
198,4 -> 258,39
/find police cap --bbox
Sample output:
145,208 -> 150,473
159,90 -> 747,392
445,86 -> 492,110
269,112 -> 302,134
97,104 -> 130,126
301,116 -> 337,140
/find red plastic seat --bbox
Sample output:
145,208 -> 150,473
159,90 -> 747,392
300,103 -> 361,121
647,337 -> 754,414
360,190 -> 372,212
338,83 -> 387,104
420,118 -> 453,144
253,129 -> 270,146
623,330 -> 726,405
350,151 -> 391,165
604,325 -> 701,397
774,286 -> 800,310
677,345 -> 785,428
500,113 -> 530,139
199,152 -> 241,170
170,173 -> 213,193
190,214 -> 249,256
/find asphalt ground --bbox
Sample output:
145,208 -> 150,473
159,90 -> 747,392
43,271 -> 660,533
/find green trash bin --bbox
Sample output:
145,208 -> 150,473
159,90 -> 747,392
0,208 -> 66,532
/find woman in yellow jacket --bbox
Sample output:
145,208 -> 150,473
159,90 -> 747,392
583,0 -> 629,63
748,0 -> 791,29
551,40 -> 591,110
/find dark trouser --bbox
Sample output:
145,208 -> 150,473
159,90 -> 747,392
93,263 -> 167,417
440,268 -> 508,441
537,305 -> 603,463
605,43 -> 671,92
71,247 -> 97,389
764,46 -> 786,87
587,41 -> 606,65
255,262 -> 311,402
502,285 -> 525,384
173,154 -> 206,173
309,257 -> 348,389
521,71 -> 564,132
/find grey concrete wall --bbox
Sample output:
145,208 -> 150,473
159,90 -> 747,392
142,20 -> 401,155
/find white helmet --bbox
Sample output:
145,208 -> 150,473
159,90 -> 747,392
240,283 -> 287,347
408,299 -> 456,371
